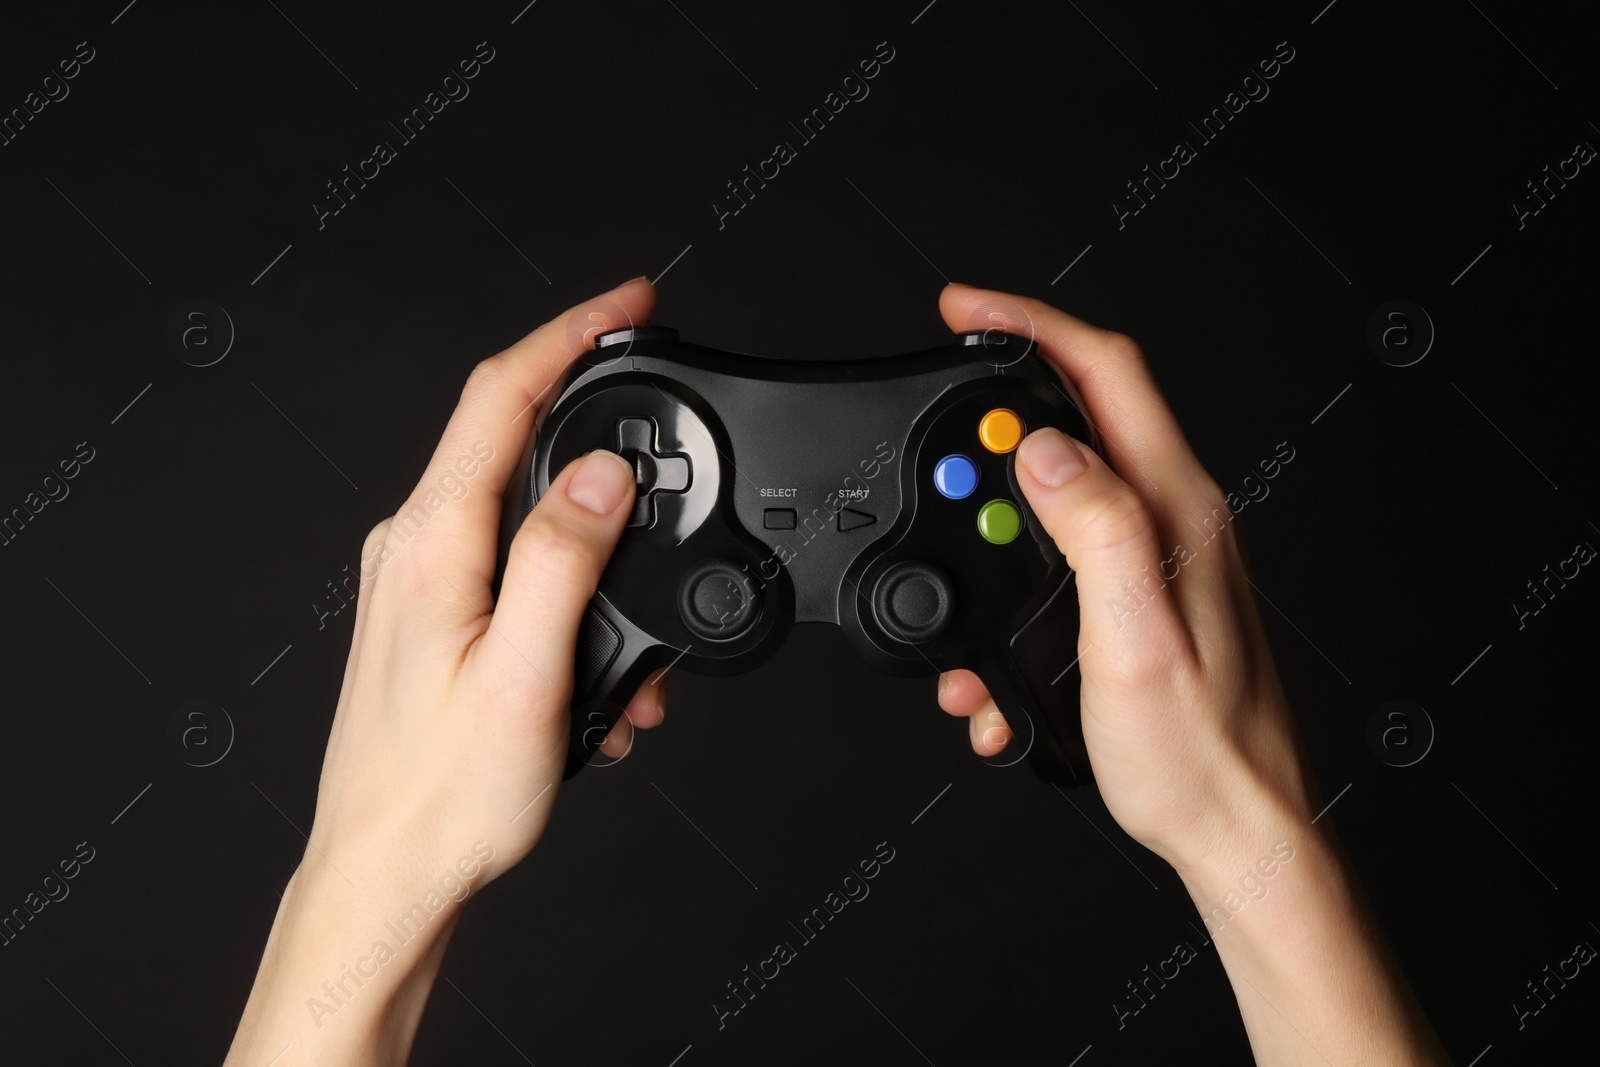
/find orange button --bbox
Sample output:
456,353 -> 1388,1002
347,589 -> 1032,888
978,408 -> 1024,453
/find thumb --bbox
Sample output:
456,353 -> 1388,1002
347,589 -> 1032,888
1014,427 -> 1189,657
487,449 -> 636,689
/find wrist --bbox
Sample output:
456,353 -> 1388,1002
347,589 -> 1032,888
305,862 -> 458,1034
1167,823 -> 1447,1065
225,855 -> 469,1066
1147,740 -> 1311,869
1169,809 -> 1331,944
1149,740 -> 1350,946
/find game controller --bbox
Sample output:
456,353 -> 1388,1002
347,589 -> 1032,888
499,326 -> 1099,785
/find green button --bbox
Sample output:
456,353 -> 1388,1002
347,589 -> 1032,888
977,499 -> 1022,544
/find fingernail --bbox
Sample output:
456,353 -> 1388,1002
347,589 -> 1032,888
567,450 -> 634,514
617,275 -> 649,288
1018,427 -> 1087,487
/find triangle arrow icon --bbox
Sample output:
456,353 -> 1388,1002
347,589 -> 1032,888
838,507 -> 877,532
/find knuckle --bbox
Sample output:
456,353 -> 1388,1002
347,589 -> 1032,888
1076,484 -> 1155,555
1183,492 -> 1243,551
1097,638 -> 1194,699
1100,329 -> 1145,363
511,513 -> 600,587
374,508 -> 454,600
362,518 -> 392,558
468,355 -> 505,386
357,518 -> 395,590
461,357 -> 512,407
1190,473 -> 1228,506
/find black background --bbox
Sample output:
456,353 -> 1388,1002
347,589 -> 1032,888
1,1 -> 1596,1064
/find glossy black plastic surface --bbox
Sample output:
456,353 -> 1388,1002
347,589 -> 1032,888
496,328 -> 1100,784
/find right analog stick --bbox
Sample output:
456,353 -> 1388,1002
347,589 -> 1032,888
873,561 -> 957,644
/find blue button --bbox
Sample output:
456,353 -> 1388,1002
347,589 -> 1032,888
934,454 -> 978,499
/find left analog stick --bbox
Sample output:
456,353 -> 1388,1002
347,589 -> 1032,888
678,561 -> 760,641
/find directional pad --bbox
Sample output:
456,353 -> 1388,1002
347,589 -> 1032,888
616,416 -> 691,527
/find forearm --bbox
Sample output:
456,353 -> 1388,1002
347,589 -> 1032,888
225,858 -> 460,1066
1173,803 -> 1447,1065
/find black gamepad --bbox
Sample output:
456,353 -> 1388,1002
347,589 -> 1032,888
499,326 -> 1099,785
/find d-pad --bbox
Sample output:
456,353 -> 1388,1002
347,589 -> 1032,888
616,416 -> 691,527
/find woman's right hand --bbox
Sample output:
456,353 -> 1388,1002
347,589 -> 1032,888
934,283 -> 1312,870
932,285 -> 1446,1066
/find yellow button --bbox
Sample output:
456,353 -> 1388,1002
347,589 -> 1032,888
978,408 -> 1024,453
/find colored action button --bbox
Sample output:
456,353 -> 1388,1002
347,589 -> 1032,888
977,499 -> 1022,544
934,454 -> 978,499
978,408 -> 1024,453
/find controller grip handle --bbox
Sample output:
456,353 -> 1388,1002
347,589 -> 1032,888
564,600 -> 667,780
981,574 -> 1094,786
